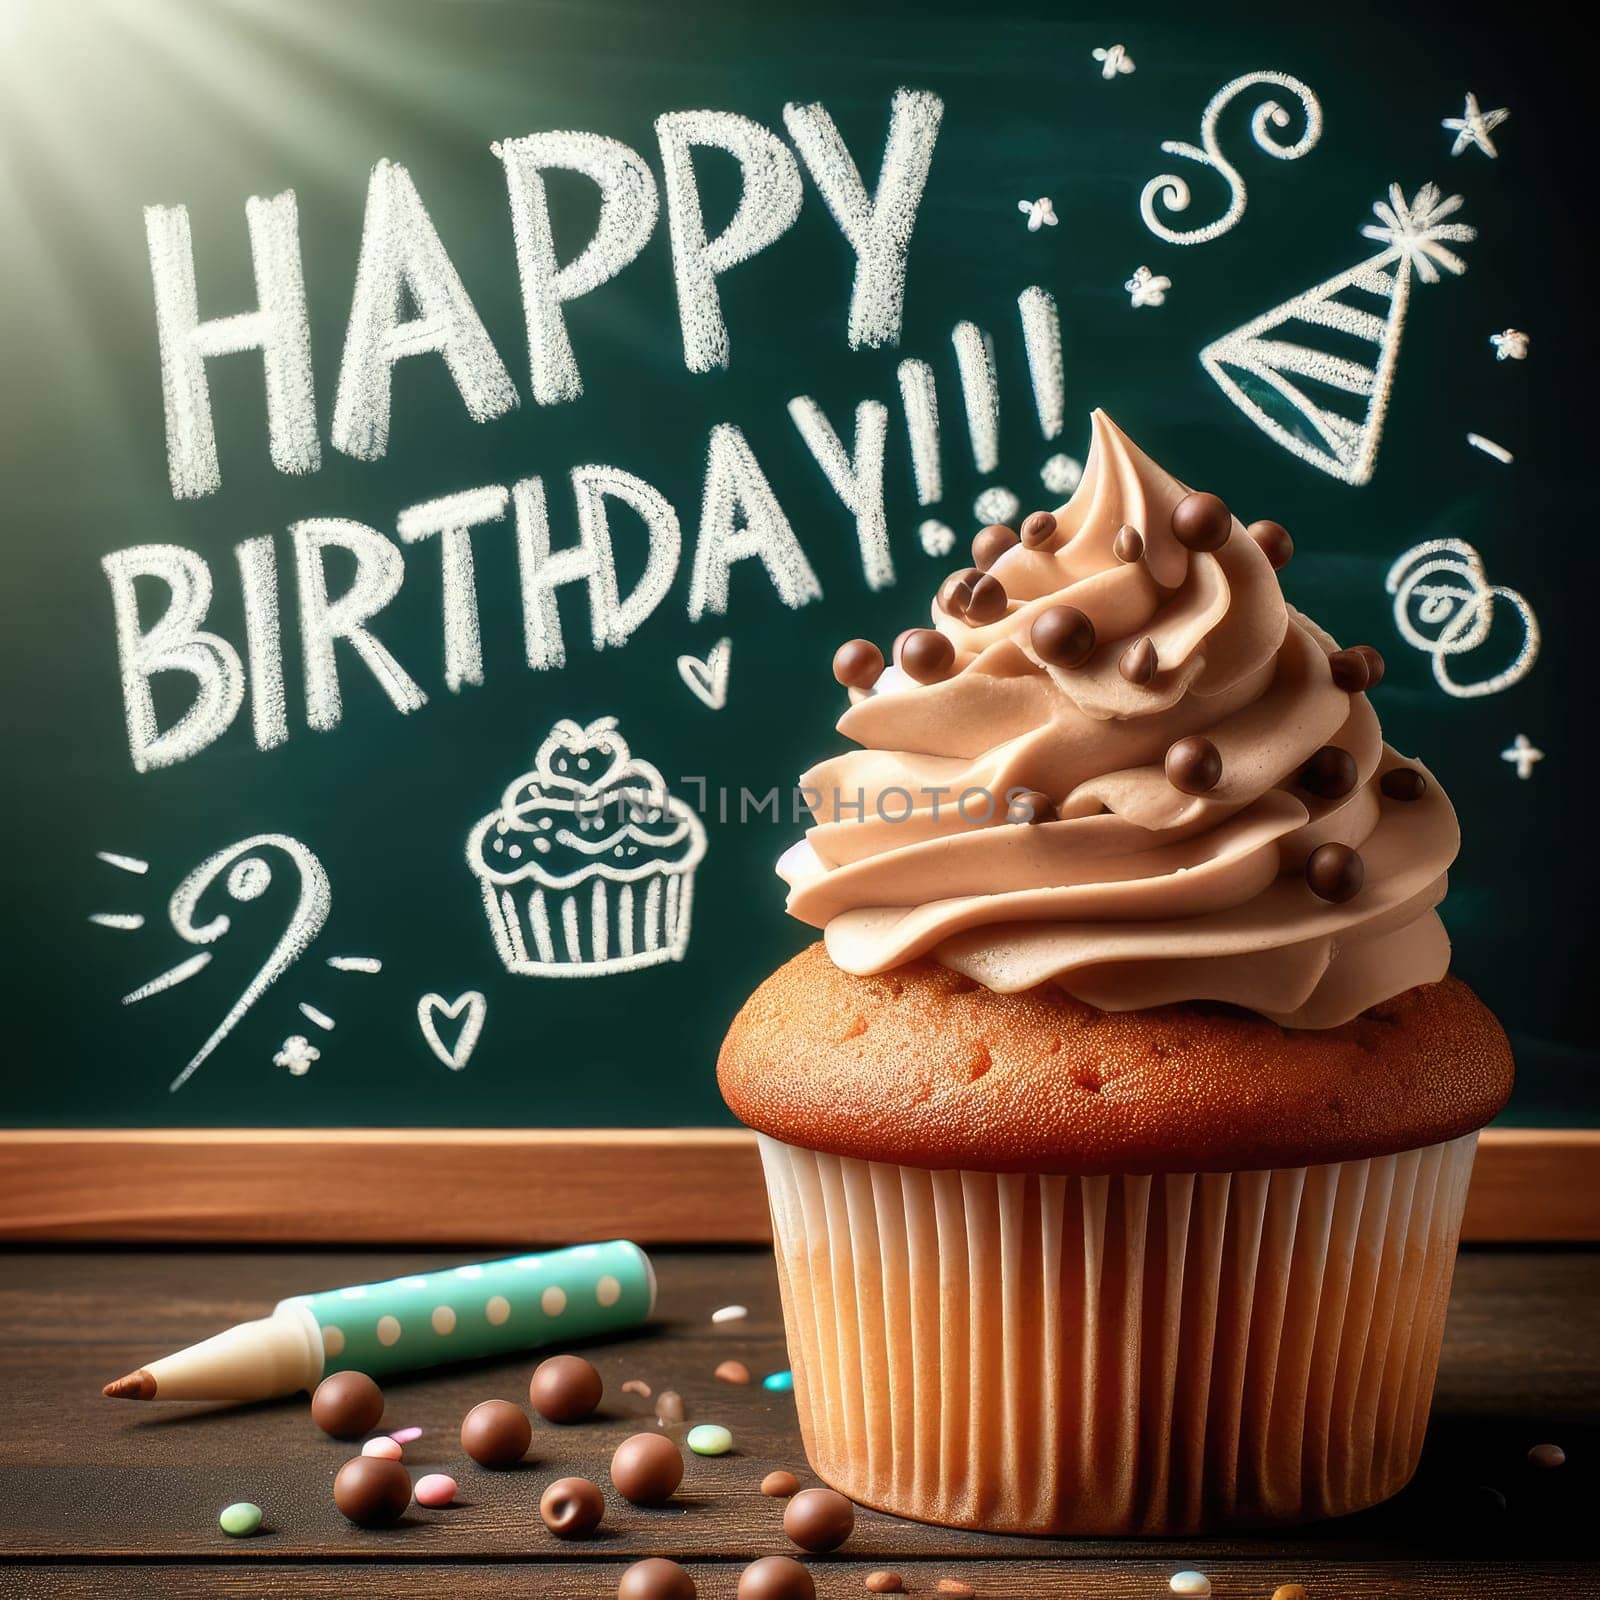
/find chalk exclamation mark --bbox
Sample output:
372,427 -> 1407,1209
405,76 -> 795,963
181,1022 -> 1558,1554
1018,287 -> 1082,497
952,322 -> 1019,526
896,359 -> 942,505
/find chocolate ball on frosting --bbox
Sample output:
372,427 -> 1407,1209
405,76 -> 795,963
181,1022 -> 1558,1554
333,1455 -> 411,1527
1247,519 -> 1294,569
1306,842 -> 1364,903
1112,524 -> 1144,563
971,522 -> 1019,570
1299,746 -> 1359,799
619,1558 -> 697,1600
540,1475 -> 605,1537
460,1399 -> 531,1467
900,628 -> 955,684
1381,766 -> 1427,802
1008,789 -> 1056,825
1171,491 -> 1232,551
312,1370 -> 384,1439
1019,509 -> 1058,549
529,1353 -> 602,1423
1355,644 -> 1386,686
610,1431 -> 684,1505
1328,648 -> 1372,692
1119,636 -> 1157,686
739,1556 -> 816,1600
1166,735 -> 1222,795
1030,605 -> 1096,668
833,639 -> 884,690
783,1486 -> 855,1552
937,568 -> 983,616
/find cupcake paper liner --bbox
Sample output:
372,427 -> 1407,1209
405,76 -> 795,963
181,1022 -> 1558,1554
759,1130 -> 1478,1533
482,869 -> 695,976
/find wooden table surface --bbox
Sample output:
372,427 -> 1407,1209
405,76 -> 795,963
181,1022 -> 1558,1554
1,1246 -> 1594,1597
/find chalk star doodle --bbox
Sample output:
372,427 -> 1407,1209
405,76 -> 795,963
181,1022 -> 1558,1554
273,1034 -> 320,1076
1500,734 -> 1544,780
1201,183 -> 1474,485
1385,539 -> 1540,700
1126,265 -> 1171,307
1017,197 -> 1057,231
1092,44 -> 1135,79
1139,71 -> 1322,245
1490,328 -> 1529,361
1443,93 -> 1509,159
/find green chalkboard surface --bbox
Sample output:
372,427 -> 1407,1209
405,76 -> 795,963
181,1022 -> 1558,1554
2,0 -> 1591,1129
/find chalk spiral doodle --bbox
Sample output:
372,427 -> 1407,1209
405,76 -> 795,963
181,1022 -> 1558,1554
1385,540 -> 1540,699
165,834 -> 331,1090
1140,71 -> 1322,246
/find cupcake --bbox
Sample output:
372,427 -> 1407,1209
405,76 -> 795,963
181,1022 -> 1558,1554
718,412 -> 1512,1534
469,717 -> 706,976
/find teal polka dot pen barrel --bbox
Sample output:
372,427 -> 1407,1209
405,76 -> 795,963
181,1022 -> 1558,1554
100,1242 -> 655,1401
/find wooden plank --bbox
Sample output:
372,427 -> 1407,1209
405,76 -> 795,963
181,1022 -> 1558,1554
1,1128 -> 1598,1243
0,1249 -> 1594,1566
6,1564 -> 1593,1599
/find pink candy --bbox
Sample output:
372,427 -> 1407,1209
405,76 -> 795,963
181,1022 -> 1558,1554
361,1436 -> 404,1460
389,1427 -> 423,1444
414,1473 -> 457,1508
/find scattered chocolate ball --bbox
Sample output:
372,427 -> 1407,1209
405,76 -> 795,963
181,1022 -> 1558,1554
1030,604 -> 1096,668
865,1576 -> 905,1596
1112,524 -> 1144,563
1119,636 -> 1157,686
1007,789 -> 1056,825
714,1359 -> 751,1385
540,1475 -> 605,1538
1166,735 -> 1223,795
1527,1442 -> 1567,1469
1019,509 -> 1058,549
971,522 -> 1019,570
654,1389 -> 685,1424
761,1470 -> 802,1497
1355,644 -> 1386,686
459,1399 -> 531,1468
1171,491 -> 1232,552
1306,842 -> 1364,903
1327,648 -> 1371,692
1380,766 -> 1427,802
937,568 -> 983,616
619,1557 -> 698,1600
529,1353 -> 603,1423
1299,746 -> 1359,799
899,628 -> 955,684
333,1454 -> 411,1528
739,1555 -> 816,1600
610,1431 -> 684,1506
1270,1587 -> 1309,1600
783,1486 -> 855,1553
833,639 -> 884,691
312,1370 -> 385,1440
1247,519 -> 1294,569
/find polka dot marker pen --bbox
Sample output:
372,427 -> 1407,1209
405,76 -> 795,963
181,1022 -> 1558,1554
101,1241 -> 655,1402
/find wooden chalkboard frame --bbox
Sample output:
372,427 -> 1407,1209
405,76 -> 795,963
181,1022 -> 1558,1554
0,1128 -> 1595,1243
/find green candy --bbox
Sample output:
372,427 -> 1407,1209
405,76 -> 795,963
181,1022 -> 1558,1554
686,1424 -> 733,1456
219,1501 -> 262,1537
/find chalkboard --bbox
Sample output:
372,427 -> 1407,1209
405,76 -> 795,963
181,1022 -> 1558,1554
2,0 -> 1590,1130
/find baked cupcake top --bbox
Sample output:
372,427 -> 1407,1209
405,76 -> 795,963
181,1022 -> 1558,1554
468,717 -> 705,891
780,412 -> 1456,1029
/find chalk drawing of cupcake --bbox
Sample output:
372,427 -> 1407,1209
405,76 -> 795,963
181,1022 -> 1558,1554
468,718 -> 707,977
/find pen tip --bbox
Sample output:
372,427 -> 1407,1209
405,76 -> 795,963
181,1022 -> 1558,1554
103,1369 -> 156,1399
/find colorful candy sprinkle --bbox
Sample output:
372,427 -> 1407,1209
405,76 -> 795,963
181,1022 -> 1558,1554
1527,1442 -> 1566,1469
1169,1575 -> 1211,1598
389,1426 -> 423,1444
711,1304 -> 748,1324
687,1424 -> 733,1456
414,1473 -> 457,1508
865,1575 -> 904,1595
715,1360 -> 751,1385
219,1502 -> 262,1537
762,1369 -> 795,1392
362,1436 -> 404,1460
622,1378 -> 653,1398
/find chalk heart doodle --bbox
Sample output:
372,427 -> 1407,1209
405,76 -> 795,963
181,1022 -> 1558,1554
1201,183 -> 1475,486
677,638 -> 731,710
466,718 -> 707,978
1139,71 -> 1323,246
1385,540 -> 1540,699
417,991 -> 487,1071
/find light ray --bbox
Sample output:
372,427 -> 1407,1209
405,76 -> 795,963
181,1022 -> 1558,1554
122,951 -> 212,1005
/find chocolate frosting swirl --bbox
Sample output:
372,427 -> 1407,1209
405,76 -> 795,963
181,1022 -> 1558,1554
780,412 -> 1457,1027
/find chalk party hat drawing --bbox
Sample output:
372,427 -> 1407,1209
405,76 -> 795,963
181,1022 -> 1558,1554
1200,183 -> 1475,485
467,718 -> 706,977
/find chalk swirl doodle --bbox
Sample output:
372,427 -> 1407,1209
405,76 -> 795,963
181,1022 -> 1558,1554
1139,71 -> 1323,246
1385,540 -> 1540,699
